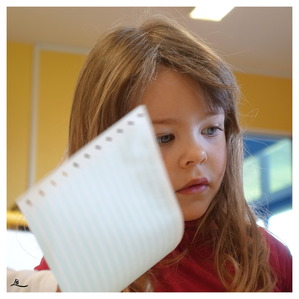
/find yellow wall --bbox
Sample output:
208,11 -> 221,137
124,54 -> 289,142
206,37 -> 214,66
36,50 -> 86,180
236,73 -> 292,133
7,42 -> 86,209
7,42 -> 292,209
7,43 -> 33,209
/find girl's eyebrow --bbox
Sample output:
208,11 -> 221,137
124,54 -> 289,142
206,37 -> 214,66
152,112 -> 224,125
152,118 -> 179,125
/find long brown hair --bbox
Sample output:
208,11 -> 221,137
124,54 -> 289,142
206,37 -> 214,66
68,17 -> 276,291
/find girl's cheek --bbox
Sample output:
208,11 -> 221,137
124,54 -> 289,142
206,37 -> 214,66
160,152 -> 177,188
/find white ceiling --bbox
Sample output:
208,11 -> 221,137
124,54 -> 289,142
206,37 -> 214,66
7,6 -> 292,78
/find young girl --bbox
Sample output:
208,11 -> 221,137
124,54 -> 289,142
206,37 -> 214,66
21,17 -> 292,292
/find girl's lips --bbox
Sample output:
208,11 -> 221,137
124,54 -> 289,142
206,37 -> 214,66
176,178 -> 209,195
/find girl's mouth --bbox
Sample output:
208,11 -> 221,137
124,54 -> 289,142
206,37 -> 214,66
176,178 -> 209,195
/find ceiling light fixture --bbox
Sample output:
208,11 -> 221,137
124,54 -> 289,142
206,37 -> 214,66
189,3 -> 235,22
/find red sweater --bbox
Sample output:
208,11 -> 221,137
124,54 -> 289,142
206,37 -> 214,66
35,221 -> 292,292
152,221 -> 292,292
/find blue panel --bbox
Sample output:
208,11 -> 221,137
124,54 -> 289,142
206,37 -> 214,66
243,134 -> 281,158
243,133 -> 292,219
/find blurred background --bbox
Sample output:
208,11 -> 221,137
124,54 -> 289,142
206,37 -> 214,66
7,6 -> 292,270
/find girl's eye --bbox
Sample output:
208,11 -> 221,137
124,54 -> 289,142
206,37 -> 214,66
202,126 -> 223,136
156,134 -> 175,145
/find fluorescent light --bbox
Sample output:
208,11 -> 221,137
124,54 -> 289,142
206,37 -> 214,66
190,4 -> 235,22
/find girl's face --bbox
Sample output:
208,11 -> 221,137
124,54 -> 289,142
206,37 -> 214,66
142,68 -> 227,221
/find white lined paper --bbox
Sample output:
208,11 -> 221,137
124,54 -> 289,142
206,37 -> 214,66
17,105 -> 184,292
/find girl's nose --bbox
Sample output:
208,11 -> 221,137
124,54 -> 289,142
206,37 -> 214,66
179,141 -> 208,168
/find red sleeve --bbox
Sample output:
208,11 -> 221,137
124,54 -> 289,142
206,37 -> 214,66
262,229 -> 292,292
34,257 -> 50,271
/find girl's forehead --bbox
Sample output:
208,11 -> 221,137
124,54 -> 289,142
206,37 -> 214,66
140,67 -> 229,118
